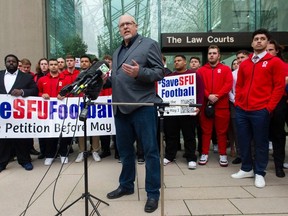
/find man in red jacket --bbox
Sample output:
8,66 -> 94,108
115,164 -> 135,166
57,54 -> 80,158
197,45 -> 233,167
60,55 -> 80,87
231,29 -> 285,188
38,59 -> 67,165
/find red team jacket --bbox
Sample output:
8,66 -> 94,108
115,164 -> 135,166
235,53 -> 285,113
37,73 -> 66,97
61,69 -> 80,86
99,71 -> 112,96
197,62 -> 233,109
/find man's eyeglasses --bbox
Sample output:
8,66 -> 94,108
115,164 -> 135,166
119,21 -> 135,28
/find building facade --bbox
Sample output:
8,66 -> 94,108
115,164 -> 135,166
1,0 -> 287,69
0,0 -> 46,69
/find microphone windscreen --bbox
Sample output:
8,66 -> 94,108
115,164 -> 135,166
75,60 -> 110,81
59,84 -> 74,96
86,78 -> 103,100
86,60 -> 110,76
72,60 -> 110,100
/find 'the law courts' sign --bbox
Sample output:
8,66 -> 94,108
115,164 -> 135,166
161,32 -> 288,49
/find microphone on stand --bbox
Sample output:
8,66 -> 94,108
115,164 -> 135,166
59,60 -> 110,100
58,84 -> 75,97
58,76 -> 85,97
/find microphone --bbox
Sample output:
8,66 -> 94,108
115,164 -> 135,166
59,84 -> 75,97
70,73 -> 94,95
59,76 -> 87,97
72,60 -> 110,99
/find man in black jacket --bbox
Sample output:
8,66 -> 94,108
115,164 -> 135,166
0,54 -> 38,172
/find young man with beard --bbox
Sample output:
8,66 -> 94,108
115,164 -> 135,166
197,45 -> 233,167
163,55 -> 204,169
74,55 -> 102,163
231,29 -> 285,188
0,54 -> 38,171
37,59 -> 67,165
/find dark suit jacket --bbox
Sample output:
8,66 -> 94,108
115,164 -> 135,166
0,70 -> 38,96
0,70 -> 38,165
111,34 -> 164,114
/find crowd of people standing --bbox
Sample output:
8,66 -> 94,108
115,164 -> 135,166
0,15 -> 287,212
162,29 -> 288,190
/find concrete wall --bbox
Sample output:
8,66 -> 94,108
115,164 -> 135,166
0,0 -> 46,71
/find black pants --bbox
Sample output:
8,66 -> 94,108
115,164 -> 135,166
0,138 -> 31,166
164,115 -> 197,162
44,138 -> 61,158
100,135 -> 111,152
26,138 -> 34,150
38,138 -> 46,155
270,96 -> 287,168
59,137 -> 72,157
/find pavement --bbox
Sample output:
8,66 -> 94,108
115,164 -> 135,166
1,141 -> 288,216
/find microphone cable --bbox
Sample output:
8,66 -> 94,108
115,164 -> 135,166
19,96 -> 81,216
52,96 -> 81,214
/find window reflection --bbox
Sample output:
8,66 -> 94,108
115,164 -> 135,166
46,0 -> 288,59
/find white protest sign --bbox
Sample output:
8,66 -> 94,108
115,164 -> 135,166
157,73 -> 197,116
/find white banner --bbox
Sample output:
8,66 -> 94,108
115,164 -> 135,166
157,73 -> 197,116
0,95 -> 115,138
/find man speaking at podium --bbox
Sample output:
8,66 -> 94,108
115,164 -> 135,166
106,14 -> 165,213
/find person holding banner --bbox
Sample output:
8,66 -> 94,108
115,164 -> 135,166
106,14 -> 164,213
75,55 -> 102,163
57,54 -> 80,163
20,58 -> 40,156
197,45 -> 233,167
0,54 -> 38,172
34,58 -> 50,160
163,55 -> 204,169
37,59 -> 68,165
